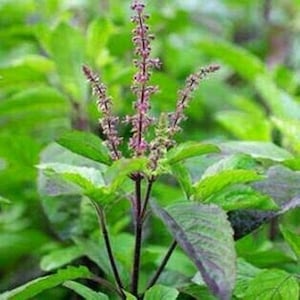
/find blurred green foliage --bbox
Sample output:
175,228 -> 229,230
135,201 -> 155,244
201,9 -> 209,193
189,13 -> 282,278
1,0 -> 300,299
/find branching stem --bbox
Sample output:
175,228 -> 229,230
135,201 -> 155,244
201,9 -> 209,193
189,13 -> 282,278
90,275 -> 123,298
92,201 -> 125,299
141,178 -> 154,220
146,240 -> 177,290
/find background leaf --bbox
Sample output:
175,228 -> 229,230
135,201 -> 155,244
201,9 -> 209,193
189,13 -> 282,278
63,281 -> 109,300
0,196 -> 10,205
40,245 -> 84,272
49,23 -> 86,100
279,225 -> 300,259
0,266 -> 91,300
218,142 -> 293,162
216,110 -> 271,141
194,169 -> 263,200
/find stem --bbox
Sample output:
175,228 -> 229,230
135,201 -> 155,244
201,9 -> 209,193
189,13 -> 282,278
269,217 -> 278,241
146,240 -> 177,289
140,179 -> 154,220
71,101 -> 89,131
263,0 -> 272,22
136,10 -> 148,155
90,275 -> 123,298
92,201 -> 125,298
131,175 -> 143,295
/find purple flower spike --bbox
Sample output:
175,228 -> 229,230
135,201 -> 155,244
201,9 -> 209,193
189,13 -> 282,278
83,65 -> 122,160
169,65 -> 220,136
129,0 -> 160,157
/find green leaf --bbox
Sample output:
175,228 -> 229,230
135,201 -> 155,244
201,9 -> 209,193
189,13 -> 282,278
49,23 -> 86,100
272,117 -> 300,154
219,141 -> 293,162
57,131 -> 112,165
194,169 -> 263,200
37,162 -> 105,191
124,291 -> 137,299
166,142 -> 220,165
198,39 -> 300,119
86,18 -> 115,63
85,186 -> 118,207
74,233 -> 132,283
63,281 -> 109,300
144,285 -> 179,300
74,238 -> 112,277
198,38 -> 266,82
216,110 -> 271,141
280,225 -> 300,259
0,266 -> 91,300
0,86 -> 69,129
234,258 -> 262,298
37,143 -> 107,239
239,248 -> 296,269
205,184 -> 278,211
0,65 -> 46,88
170,163 -> 193,198
0,230 -> 49,268
180,284 -> 217,300
202,154 -> 257,178
106,157 -> 148,191
152,202 -> 236,300
284,158 -> 300,171
40,245 -> 84,272
0,196 -> 10,205
255,75 -> 300,119
244,270 -> 299,300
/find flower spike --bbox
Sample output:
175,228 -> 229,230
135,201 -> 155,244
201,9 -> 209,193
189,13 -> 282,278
128,0 -> 161,156
83,65 -> 122,160
169,64 -> 220,136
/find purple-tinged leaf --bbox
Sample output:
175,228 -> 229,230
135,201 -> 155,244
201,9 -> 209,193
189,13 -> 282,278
252,165 -> 300,206
229,165 -> 300,239
229,196 -> 300,240
152,202 -> 236,300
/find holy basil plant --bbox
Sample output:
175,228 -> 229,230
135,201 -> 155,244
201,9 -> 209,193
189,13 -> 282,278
2,1 -> 300,300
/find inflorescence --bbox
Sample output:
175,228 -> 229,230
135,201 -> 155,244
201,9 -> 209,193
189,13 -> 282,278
83,0 -> 219,172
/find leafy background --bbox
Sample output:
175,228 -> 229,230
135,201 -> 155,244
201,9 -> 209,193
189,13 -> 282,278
1,0 -> 300,299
